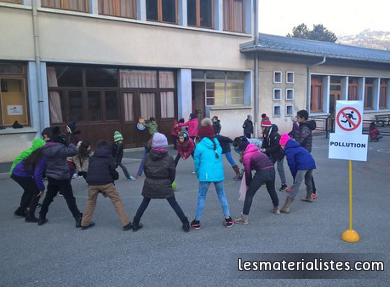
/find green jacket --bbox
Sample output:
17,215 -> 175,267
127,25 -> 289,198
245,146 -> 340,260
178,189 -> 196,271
10,138 -> 46,175
144,121 -> 158,135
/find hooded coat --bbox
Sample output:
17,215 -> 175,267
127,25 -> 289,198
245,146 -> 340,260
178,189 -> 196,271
261,124 -> 285,160
284,140 -> 316,178
142,149 -> 176,199
87,145 -> 119,185
10,138 -> 46,175
213,120 -> 221,135
179,116 -> 199,137
12,157 -> 47,191
294,120 -> 316,152
144,121 -> 158,135
242,143 -> 274,186
194,137 -> 224,182
214,135 -> 233,154
177,137 -> 195,159
42,142 -> 78,180
242,119 -> 254,135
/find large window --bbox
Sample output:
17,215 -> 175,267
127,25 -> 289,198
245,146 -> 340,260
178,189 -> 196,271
0,0 -> 21,3
98,0 -> 137,19
310,76 -> 323,112
348,77 -> 358,100
0,63 -> 29,127
380,79 -> 388,109
187,0 -> 213,28
364,79 -> 374,110
41,0 -> 89,13
223,0 -> 245,33
146,0 -> 178,24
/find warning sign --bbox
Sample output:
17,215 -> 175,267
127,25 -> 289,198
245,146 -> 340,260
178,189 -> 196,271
335,101 -> 363,135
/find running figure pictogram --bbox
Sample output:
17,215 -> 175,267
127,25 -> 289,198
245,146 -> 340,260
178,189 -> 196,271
341,111 -> 356,128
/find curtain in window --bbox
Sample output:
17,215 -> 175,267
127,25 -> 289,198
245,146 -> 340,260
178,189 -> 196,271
160,92 -> 175,118
41,0 -> 61,8
348,86 -> 358,100
310,86 -> 322,112
159,71 -> 175,88
98,0 -> 114,15
120,70 -> 157,88
140,93 -> 155,119
232,0 -> 243,32
379,86 -> 387,108
118,0 -> 136,18
123,93 -> 134,121
68,0 -> 87,12
223,0 -> 230,31
47,67 -> 63,123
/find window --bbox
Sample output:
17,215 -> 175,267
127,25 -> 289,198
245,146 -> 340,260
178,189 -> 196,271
310,76 -> 323,112
88,91 -> 102,121
187,0 -> 213,28
69,91 -> 83,122
286,89 -> 294,100
41,0 -> 88,13
273,88 -> 281,100
140,93 -> 156,119
364,79 -> 374,110
273,71 -> 282,83
0,0 -> 21,4
123,93 -> 134,122
223,0 -> 245,33
159,71 -> 175,88
380,79 -> 388,109
105,91 -> 119,121
348,77 -> 358,100
98,0 -> 137,19
161,92 -> 175,118
273,105 -> 281,117
50,66 -> 83,87
146,0 -> 178,24
286,72 -> 294,84
86,68 -> 118,87
0,63 -> 28,127
286,105 -> 293,116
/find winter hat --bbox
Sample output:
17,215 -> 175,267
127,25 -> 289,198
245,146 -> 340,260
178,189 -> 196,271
67,122 -> 76,133
152,132 -> 168,149
113,131 -> 123,142
279,134 -> 290,147
190,113 -> 198,119
41,127 -> 52,137
247,114 -> 251,119
261,114 -> 272,127
238,137 -> 250,151
199,118 -> 214,138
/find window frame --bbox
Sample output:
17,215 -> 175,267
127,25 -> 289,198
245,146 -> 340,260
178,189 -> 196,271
273,104 -> 281,117
285,88 -> 294,100
348,78 -> 359,101
41,0 -> 89,13
379,79 -> 388,109
98,0 -> 138,19
223,0 -> 246,33
0,0 -> 22,4
285,104 -> 294,117
273,71 -> 282,84
286,71 -> 294,84
364,82 -> 374,110
146,0 -> 179,24
310,77 -> 323,113
273,88 -> 282,101
187,0 -> 214,29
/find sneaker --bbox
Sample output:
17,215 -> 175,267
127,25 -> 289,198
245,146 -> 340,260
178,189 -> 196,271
192,171 -> 195,174
81,222 -> 95,230
14,208 -> 26,217
279,184 -> 288,192
190,219 -> 201,230
285,186 -> 293,193
311,193 -> 318,200
127,176 -> 136,181
58,191 -> 63,197
135,174 -> 142,179
123,222 -> 133,231
223,217 -> 234,228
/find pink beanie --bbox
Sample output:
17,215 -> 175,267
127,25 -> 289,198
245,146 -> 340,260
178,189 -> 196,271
279,134 -> 290,146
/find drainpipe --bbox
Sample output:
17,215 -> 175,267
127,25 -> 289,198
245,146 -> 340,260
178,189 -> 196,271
306,56 -> 326,112
253,0 -> 259,138
32,1 -> 45,132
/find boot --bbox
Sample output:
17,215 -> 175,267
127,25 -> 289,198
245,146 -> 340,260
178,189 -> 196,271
123,222 -> 133,231
270,206 -> 280,215
232,165 -> 241,181
301,191 -> 313,203
14,207 -> 26,217
234,213 -> 249,225
25,215 -> 39,223
81,222 -> 95,230
75,213 -> 83,228
132,218 -> 143,232
280,197 -> 293,214
38,215 -> 48,226
181,217 -> 190,232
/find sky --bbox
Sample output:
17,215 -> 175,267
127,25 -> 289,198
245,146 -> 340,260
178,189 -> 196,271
258,0 -> 390,37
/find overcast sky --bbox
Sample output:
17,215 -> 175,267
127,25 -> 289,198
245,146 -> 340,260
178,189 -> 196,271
258,0 -> 390,36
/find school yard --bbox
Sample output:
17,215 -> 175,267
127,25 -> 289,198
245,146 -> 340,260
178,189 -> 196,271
0,135 -> 389,287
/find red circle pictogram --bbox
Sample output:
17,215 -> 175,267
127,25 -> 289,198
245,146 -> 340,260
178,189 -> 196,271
336,107 -> 362,131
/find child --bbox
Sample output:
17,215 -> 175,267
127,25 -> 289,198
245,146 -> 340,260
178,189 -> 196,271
215,134 -> 241,180
38,127 -> 83,227
144,117 -> 158,135
369,122 -> 383,141
41,127 -> 52,142
171,119 -> 180,150
212,116 -> 221,135
81,141 -> 133,231
279,134 -> 316,214
175,131 -> 195,167
11,148 -> 46,222
73,140 -> 91,180
190,118 -> 234,230
235,138 -> 280,225
242,115 -> 254,139
178,113 -> 199,141
261,123 -> 287,191
132,133 -> 189,232
66,122 -> 82,180
112,131 -> 135,180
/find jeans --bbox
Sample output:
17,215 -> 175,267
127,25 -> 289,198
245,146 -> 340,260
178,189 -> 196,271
224,151 -> 237,166
195,181 -> 230,220
134,196 -> 186,222
243,169 -> 279,215
137,148 -> 148,176
269,155 -> 286,185
289,170 -> 313,199
118,162 -> 130,179
11,175 -> 40,218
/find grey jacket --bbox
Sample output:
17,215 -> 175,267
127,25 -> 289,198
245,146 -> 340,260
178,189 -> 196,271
42,142 -> 78,180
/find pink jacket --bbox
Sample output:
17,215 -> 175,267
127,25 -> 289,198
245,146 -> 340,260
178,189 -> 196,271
242,143 -> 274,186
178,118 -> 199,137
177,138 -> 195,159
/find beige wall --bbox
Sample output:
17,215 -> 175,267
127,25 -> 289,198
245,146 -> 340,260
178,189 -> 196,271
0,133 -> 36,163
210,108 -> 253,139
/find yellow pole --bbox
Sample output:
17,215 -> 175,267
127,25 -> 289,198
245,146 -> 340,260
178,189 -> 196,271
342,160 -> 360,242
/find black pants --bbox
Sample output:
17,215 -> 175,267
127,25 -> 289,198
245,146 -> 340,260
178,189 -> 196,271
174,153 -> 194,167
134,196 -> 186,222
172,136 -> 177,149
245,133 -> 251,139
40,177 -> 80,218
312,177 -> 317,194
11,175 -> 40,218
243,168 -> 279,215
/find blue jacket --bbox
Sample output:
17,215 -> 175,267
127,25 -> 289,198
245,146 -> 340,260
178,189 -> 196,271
12,157 -> 47,191
194,137 -> 224,182
284,140 -> 316,178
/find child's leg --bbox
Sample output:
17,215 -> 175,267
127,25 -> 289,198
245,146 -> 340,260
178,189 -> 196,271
103,183 -> 130,226
118,162 -> 130,179
264,169 -> 279,207
195,182 -> 210,220
59,179 -> 81,218
242,172 -> 266,215
39,178 -> 59,218
134,197 -> 152,221
81,185 -> 100,227
214,181 -> 230,217
289,170 -> 307,199
136,148 -> 148,176
225,151 -> 236,166
304,170 -> 314,193
276,158 -> 286,186
167,196 -> 186,221
174,153 -> 181,167
172,136 -> 177,149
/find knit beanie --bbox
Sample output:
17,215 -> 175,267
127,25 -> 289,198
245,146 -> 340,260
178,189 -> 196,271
67,122 -> 76,133
113,131 -> 123,142
152,132 -> 168,149
190,113 -> 198,119
238,137 -> 250,151
279,134 -> 290,147
198,118 -> 214,138
261,114 -> 272,127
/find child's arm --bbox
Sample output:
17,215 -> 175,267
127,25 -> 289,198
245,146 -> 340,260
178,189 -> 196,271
286,151 -> 298,179
194,146 -> 200,178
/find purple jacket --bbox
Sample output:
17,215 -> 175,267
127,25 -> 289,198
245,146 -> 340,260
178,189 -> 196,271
12,158 -> 47,191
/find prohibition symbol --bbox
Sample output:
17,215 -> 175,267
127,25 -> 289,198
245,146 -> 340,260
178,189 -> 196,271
336,107 -> 362,131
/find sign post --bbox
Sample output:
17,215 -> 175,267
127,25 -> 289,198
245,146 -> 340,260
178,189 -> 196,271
328,101 -> 368,243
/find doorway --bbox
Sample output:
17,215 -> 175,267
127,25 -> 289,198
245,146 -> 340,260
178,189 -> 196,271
329,91 -> 341,117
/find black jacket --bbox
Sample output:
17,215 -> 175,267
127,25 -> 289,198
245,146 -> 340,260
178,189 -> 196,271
112,142 -> 124,165
242,119 -> 254,135
86,145 -> 119,185
142,150 -> 175,199
215,135 -> 232,154
294,120 -> 316,153
213,121 -> 221,135
261,124 -> 284,161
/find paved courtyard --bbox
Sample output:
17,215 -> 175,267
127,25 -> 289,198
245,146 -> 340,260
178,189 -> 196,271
0,136 -> 389,287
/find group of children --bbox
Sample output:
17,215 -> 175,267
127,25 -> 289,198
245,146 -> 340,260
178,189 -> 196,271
10,109 -> 319,232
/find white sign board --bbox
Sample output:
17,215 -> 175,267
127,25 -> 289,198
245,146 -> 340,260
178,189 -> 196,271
7,105 -> 23,115
329,133 -> 368,162
335,101 -> 363,135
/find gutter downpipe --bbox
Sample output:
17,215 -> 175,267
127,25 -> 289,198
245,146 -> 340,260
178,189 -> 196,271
32,1 -> 45,133
253,0 -> 259,138
306,56 -> 326,112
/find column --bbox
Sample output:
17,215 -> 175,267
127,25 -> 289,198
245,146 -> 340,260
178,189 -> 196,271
358,78 -> 365,101
138,0 -> 146,21
178,0 -> 187,26
373,78 -> 380,110
89,0 -> 99,15
177,69 -> 192,119
215,0 -> 223,31
341,76 -> 348,100
323,76 -> 330,113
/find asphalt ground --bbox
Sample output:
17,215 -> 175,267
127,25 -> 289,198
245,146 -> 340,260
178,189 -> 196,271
0,136 -> 389,287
